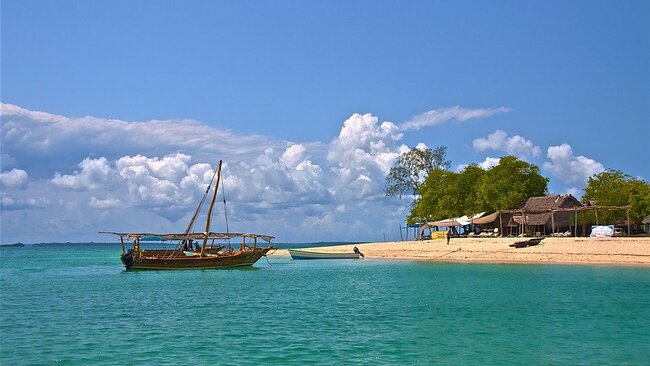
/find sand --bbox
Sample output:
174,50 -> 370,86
270,237 -> 650,266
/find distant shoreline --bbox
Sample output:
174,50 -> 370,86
271,237 -> 650,267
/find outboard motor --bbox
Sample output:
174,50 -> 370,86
353,246 -> 365,258
120,249 -> 134,270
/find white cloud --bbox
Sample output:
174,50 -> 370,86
327,113 -> 406,200
1,194 -> 50,210
116,153 -> 192,183
400,106 -> 510,131
0,168 -> 28,188
280,144 -> 307,169
0,103 -> 279,177
51,157 -> 116,190
89,196 -> 124,209
473,130 -> 541,157
4,104 -> 519,243
543,143 -> 605,184
457,157 -> 502,171
478,157 -> 502,169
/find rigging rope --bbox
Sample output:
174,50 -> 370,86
177,164 -> 220,251
221,173 -> 231,244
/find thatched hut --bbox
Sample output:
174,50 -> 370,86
510,194 -> 584,236
643,215 -> 650,234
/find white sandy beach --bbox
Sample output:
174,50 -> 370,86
271,237 -> 650,266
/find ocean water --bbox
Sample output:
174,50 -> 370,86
2,244 -> 650,365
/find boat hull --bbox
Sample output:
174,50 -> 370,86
122,247 -> 273,270
288,249 -> 360,260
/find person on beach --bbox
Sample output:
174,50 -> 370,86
446,229 -> 451,245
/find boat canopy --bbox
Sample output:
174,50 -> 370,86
100,231 -> 274,243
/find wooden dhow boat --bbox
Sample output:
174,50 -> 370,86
102,160 -> 274,270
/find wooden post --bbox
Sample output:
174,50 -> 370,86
551,210 -> 555,235
499,211 -> 503,237
574,209 -> 578,237
627,208 -> 631,237
522,210 -> 526,236
120,236 -> 125,255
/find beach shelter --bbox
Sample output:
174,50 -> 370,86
643,215 -> 650,234
510,194 -> 584,236
471,212 -> 499,225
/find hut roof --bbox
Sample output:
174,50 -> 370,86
520,194 -> 583,212
642,215 -> 650,224
471,211 -> 499,225
512,194 -> 584,226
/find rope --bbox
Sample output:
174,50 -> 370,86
176,164 -> 220,252
221,173 -> 231,245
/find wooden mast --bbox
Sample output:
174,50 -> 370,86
201,160 -> 223,256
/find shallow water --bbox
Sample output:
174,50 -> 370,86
2,244 -> 649,364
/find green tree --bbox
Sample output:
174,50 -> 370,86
409,168 -> 452,223
476,156 -> 548,210
583,169 -> 650,224
385,145 -> 450,198
408,164 -> 486,224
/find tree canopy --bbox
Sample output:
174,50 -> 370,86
387,146 -> 649,228
385,146 -> 450,198
582,169 -> 650,224
475,156 -> 548,211
408,156 -> 548,224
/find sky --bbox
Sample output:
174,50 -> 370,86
1,0 -> 649,244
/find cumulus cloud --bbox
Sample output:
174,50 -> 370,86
0,168 -> 28,188
457,157 -> 502,172
223,144 -> 328,213
89,196 -> 124,209
327,113 -> 406,200
543,143 -> 604,184
1,194 -> 50,210
400,106 -> 510,131
4,104 -> 515,243
473,130 -> 541,157
0,103 -> 279,177
477,157 -> 502,169
51,157 -> 116,190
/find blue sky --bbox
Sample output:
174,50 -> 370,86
1,1 -> 649,243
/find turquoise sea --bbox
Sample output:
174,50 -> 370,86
2,244 -> 650,365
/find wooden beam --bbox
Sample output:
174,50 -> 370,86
499,211 -> 503,237
551,210 -> 555,234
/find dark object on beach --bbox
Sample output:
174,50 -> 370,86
509,237 -> 544,248
103,160 -> 275,270
353,246 -> 365,258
